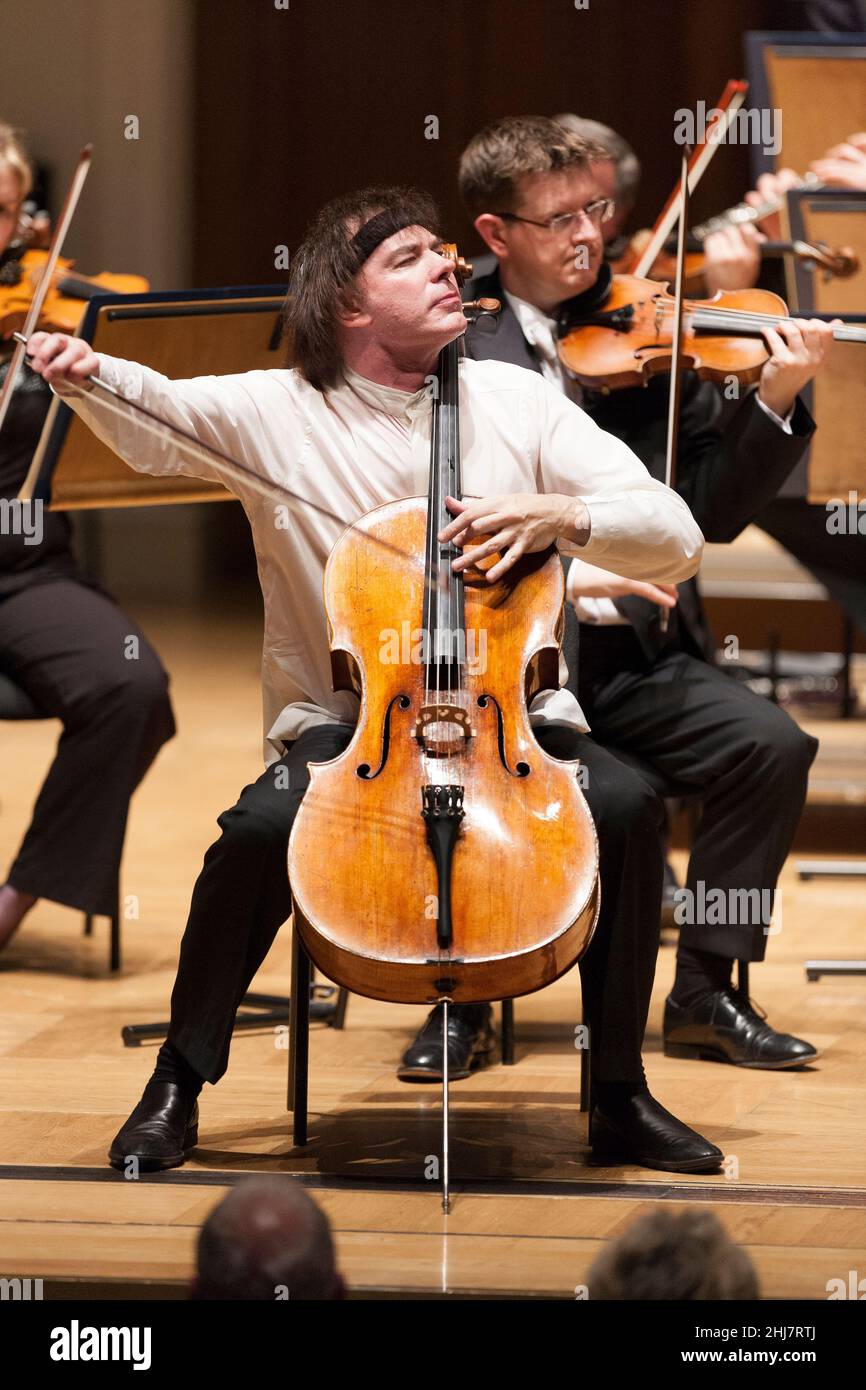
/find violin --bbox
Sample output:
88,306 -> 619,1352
610,230 -> 858,298
0,212 -> 148,340
556,265 -> 866,391
287,244 -> 599,1010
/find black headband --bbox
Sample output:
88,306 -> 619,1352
349,207 -> 426,267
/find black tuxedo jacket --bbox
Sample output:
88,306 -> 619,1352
462,259 -> 816,661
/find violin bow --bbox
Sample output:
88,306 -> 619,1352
660,146 -> 691,634
631,80 -> 748,279
14,328 -> 492,593
0,145 -> 92,436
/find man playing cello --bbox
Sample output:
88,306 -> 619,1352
25,182 -> 724,1174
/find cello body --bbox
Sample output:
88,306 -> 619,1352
288,496 -> 599,1006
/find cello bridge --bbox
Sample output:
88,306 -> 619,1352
414,702 -> 474,757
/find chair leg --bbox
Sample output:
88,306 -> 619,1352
110,913 -> 121,973
83,910 -> 122,973
331,987 -> 349,1030
288,927 -> 310,1146
579,1042 -> 592,1114
500,998 -> 514,1065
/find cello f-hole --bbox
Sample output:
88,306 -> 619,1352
356,693 -> 411,780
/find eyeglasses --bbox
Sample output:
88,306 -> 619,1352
495,199 -> 615,234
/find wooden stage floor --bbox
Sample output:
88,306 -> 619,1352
1,606 -> 864,1299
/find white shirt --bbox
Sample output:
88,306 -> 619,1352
505,289 -> 582,404
55,354 -> 703,764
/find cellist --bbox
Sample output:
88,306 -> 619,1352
435,115 -> 833,1087
25,184 -> 721,1175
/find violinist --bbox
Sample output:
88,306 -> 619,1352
576,115 -> 866,643
25,185 -> 725,1176
413,114 -> 834,1083
0,121 -> 175,953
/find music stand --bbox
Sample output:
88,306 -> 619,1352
772,193 -> 866,976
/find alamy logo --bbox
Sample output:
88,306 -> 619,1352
49,1320 -> 152,1370
674,881 -> 779,934
825,492 -> 865,535
826,1270 -> 866,1299
379,622 -> 488,675
673,100 -> 781,158
0,1276 -> 43,1300
0,498 -> 43,546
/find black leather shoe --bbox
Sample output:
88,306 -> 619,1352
108,1079 -> 199,1172
664,988 -> 819,1069
397,1002 -> 495,1082
589,1091 -> 723,1173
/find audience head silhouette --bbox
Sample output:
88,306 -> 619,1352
588,1207 -> 759,1300
191,1176 -> 343,1300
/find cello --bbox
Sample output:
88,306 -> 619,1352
287,247 -> 599,1017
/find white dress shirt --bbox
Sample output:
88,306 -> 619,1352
55,353 -> 703,763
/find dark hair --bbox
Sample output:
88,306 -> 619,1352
587,1208 -> 760,1301
458,115 -> 605,220
284,184 -> 441,392
192,1177 -> 340,1300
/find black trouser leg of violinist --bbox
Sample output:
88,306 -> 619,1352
166,723 -> 356,1086
577,631 -> 819,967
535,725 -> 665,1086
0,578 -> 176,916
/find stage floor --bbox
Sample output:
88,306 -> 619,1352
1,605 -> 864,1299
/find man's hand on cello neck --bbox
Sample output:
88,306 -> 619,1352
440,492 -> 591,585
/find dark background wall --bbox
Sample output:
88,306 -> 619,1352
191,0 -> 814,285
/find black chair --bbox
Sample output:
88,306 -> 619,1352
286,924 -> 592,1147
0,669 -> 121,971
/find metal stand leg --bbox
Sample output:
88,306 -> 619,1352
798,858 -> 866,980
798,861 -> 866,880
441,999 -> 450,1215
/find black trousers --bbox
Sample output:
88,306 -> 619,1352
0,578 -> 176,915
578,626 -> 819,962
167,721 -> 664,1089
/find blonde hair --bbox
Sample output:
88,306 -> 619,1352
0,121 -> 33,200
